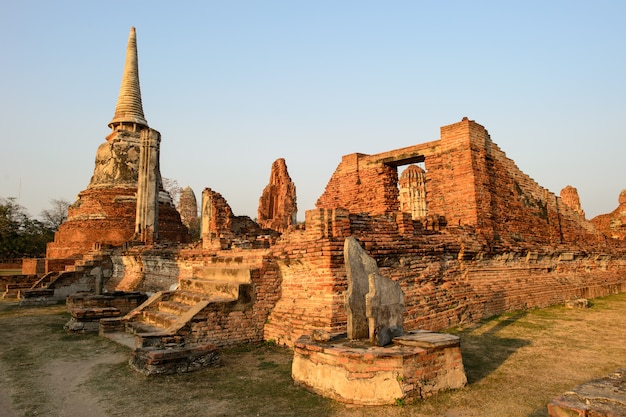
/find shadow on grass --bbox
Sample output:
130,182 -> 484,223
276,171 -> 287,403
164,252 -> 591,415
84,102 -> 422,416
455,311 -> 532,384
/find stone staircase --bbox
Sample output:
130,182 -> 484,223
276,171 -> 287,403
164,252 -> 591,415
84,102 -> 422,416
101,268 -> 253,374
102,268 -> 253,349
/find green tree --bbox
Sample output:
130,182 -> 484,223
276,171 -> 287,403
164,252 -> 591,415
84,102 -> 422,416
0,197 -> 55,259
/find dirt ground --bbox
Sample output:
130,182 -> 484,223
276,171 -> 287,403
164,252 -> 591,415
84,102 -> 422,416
1,293 -> 626,417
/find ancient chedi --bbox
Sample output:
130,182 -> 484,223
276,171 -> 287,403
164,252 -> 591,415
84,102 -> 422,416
257,158 -> 297,232
178,186 -> 199,237
560,185 -> 585,218
398,164 -> 427,219
591,189 -> 626,240
47,27 -> 188,260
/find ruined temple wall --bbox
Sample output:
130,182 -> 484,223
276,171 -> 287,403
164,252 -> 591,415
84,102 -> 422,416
316,153 -> 400,215
263,209 -> 350,345
264,209 -> 626,346
426,119 -> 483,229
314,118 -> 604,249
432,119 -> 605,249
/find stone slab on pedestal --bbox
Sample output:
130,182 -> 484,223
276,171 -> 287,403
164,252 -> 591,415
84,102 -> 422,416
344,236 -> 378,340
393,331 -> 461,349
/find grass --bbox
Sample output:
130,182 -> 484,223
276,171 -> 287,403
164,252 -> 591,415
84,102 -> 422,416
1,293 -> 626,416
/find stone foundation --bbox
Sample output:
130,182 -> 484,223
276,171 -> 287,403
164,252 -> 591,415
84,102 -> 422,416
130,343 -> 220,375
292,331 -> 466,405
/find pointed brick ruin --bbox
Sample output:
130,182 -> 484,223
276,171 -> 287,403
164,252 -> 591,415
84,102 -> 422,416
178,186 -> 199,238
257,158 -> 297,233
560,185 -> 585,218
178,186 -> 198,228
46,27 -> 188,261
591,190 -> 626,240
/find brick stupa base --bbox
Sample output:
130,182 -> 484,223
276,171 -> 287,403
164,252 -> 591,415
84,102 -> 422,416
292,331 -> 467,405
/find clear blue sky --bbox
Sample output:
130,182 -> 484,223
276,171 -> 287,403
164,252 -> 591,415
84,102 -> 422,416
1,0 -> 624,221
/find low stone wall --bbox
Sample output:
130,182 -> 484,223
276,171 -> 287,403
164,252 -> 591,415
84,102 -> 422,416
66,292 -> 147,315
20,259 -> 44,275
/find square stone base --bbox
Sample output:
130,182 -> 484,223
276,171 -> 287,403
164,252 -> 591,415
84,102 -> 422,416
292,331 -> 467,405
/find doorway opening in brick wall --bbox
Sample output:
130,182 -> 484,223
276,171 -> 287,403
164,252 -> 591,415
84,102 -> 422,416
396,160 -> 428,220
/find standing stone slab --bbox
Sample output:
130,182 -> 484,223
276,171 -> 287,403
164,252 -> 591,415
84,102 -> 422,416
366,271 -> 405,346
344,237 -> 378,340
344,236 -> 405,345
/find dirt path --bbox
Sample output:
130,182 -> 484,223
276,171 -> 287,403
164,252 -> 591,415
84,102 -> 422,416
43,353 -> 127,417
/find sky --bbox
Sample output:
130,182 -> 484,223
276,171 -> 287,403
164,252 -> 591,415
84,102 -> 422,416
1,0 -> 624,222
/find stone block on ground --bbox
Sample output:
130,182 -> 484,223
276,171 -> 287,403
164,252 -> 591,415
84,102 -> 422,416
129,343 -> 220,375
548,368 -> 626,417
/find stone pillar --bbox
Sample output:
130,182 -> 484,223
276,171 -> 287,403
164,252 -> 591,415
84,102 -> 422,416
135,128 -> 160,243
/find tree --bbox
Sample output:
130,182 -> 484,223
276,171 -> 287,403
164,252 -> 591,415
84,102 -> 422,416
40,198 -> 70,231
0,197 -> 52,259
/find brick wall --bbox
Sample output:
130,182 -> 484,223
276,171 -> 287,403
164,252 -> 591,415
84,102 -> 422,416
315,118 -> 609,251
47,187 -> 188,261
263,209 -> 626,346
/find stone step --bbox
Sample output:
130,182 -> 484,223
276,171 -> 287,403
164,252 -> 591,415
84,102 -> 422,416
158,300 -> 191,316
141,310 -> 179,329
170,290 -> 210,306
178,278 -> 240,299
126,320 -> 165,335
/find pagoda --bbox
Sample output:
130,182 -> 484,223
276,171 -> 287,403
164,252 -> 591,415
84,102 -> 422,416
46,27 -> 189,261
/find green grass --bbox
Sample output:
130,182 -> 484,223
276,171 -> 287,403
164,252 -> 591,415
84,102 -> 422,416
2,293 -> 626,417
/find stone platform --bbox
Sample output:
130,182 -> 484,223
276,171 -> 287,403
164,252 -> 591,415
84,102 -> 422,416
130,343 -> 220,375
548,368 -> 626,416
292,331 -> 467,405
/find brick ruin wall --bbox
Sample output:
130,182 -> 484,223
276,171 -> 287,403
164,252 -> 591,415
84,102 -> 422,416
101,211 -> 626,348
263,209 -> 626,346
96,117 -> 625,347
47,187 -> 189,262
317,118 -> 606,251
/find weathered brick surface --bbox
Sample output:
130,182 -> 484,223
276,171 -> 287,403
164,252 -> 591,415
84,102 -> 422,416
292,332 -> 466,404
130,343 -> 220,375
548,368 -> 626,417
66,292 -> 147,315
263,208 -> 626,346
258,158 -> 297,233
47,187 -> 188,262
591,190 -> 626,240
317,118 -> 610,250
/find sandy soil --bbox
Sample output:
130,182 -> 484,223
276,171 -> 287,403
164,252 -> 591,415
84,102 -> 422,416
42,353 -> 127,417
